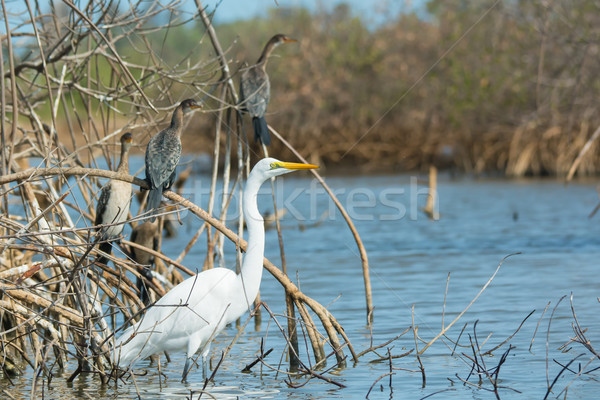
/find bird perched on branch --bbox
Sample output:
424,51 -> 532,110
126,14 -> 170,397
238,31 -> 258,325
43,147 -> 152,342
144,99 -> 202,219
95,132 -> 133,265
113,158 -> 318,381
129,220 -> 159,305
240,34 -> 297,146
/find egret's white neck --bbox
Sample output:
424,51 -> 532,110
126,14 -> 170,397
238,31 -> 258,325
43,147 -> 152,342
234,171 -> 266,315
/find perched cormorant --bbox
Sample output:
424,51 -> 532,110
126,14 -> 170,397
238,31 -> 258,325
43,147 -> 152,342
130,220 -> 159,305
144,99 -> 201,219
95,132 -> 133,265
240,34 -> 297,146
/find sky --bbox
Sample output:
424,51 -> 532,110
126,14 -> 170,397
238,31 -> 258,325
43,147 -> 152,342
2,1 -> 425,30
204,0 -> 424,26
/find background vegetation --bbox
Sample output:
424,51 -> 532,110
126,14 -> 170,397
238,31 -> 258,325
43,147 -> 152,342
3,0 -> 600,176
203,0 -> 600,175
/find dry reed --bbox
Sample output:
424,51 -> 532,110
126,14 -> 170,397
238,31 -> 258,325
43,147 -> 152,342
0,0 -> 362,390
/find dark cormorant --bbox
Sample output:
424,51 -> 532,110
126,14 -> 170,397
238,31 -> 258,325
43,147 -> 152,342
144,99 -> 201,219
240,34 -> 297,146
130,220 -> 159,305
95,132 -> 133,265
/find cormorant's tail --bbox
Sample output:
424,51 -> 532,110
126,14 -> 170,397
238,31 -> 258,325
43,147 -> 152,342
253,116 -> 270,146
97,241 -> 113,266
136,266 -> 154,305
146,188 -> 162,221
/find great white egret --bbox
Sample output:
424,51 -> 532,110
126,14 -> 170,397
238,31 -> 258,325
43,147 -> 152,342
145,99 -> 202,218
113,158 -> 318,381
240,34 -> 297,146
95,132 -> 133,265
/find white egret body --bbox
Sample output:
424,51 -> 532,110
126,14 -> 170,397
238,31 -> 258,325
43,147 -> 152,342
114,158 -> 318,380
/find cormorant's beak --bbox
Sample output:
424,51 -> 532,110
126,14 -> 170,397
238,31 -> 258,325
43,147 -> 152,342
190,103 -> 203,110
277,161 -> 318,170
283,38 -> 298,44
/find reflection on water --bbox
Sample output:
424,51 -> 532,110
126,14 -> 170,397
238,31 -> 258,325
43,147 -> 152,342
3,173 -> 600,399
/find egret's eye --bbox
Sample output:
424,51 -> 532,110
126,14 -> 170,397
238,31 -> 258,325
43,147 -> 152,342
269,162 -> 280,169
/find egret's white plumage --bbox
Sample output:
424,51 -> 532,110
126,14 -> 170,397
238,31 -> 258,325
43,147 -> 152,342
113,158 -> 318,380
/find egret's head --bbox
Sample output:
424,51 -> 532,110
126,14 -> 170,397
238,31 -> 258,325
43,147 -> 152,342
255,157 -> 318,180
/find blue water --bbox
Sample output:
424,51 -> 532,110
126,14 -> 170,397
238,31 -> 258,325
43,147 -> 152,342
3,171 -> 600,399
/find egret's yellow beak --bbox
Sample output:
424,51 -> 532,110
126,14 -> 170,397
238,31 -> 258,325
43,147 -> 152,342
272,161 -> 319,170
